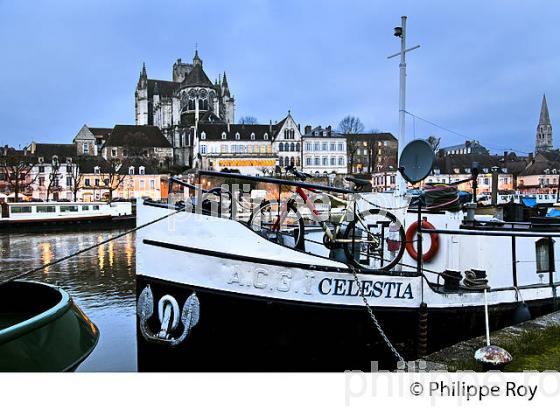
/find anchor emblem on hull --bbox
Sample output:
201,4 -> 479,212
137,285 -> 200,346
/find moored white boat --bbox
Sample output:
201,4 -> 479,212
0,201 -> 134,231
134,176 -> 560,371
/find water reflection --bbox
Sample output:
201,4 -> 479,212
0,229 -> 137,371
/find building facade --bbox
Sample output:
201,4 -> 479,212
346,133 -> 397,174
302,125 -> 347,175
26,143 -> 78,201
101,125 -> 173,168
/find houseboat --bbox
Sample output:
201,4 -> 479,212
0,201 -> 134,231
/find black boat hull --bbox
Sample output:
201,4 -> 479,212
136,276 -> 558,371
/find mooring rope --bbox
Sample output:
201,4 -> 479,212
1,208 -> 181,286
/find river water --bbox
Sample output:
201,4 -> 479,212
0,229 -> 137,371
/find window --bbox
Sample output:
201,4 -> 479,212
94,166 -> 100,175
82,142 -> 89,154
38,165 -> 45,173
279,157 -> 284,167
330,157 -> 336,166
150,180 -> 155,189
93,205 -> 100,211
295,143 -> 300,152
104,178 -> 109,186
82,205 -> 90,211
314,143 -> 320,151
66,165 -> 72,172
111,148 -> 117,157
38,157 -> 44,164
94,178 -> 100,186
322,143 -> 328,151
140,180 -> 145,189
129,166 -> 135,175
289,143 -> 295,152
11,206 -> 32,213
222,132 -> 227,140
84,178 -> 90,187
250,133 -> 255,140
201,132 -> 206,140
279,142 -> 284,152
536,238 -> 555,273
37,206 -> 56,213
338,143 -> 344,151
330,143 -> 336,151
139,166 -> 145,175
39,177 -> 45,187
305,142 -> 312,151
66,177 -> 72,186
60,205 -> 79,212
338,157 -> 344,166
306,157 -> 312,166
201,145 -> 207,154
264,133 -> 269,140
322,157 -> 328,166
314,157 -> 320,166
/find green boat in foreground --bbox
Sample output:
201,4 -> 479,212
0,280 -> 99,371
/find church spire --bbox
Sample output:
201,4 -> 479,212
539,94 -> 551,125
535,93 -> 553,153
138,62 -> 148,88
222,71 -> 231,97
193,49 -> 202,67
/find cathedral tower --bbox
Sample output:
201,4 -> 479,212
535,94 -> 553,153
135,63 -> 149,125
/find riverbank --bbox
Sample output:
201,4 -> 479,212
421,309 -> 560,371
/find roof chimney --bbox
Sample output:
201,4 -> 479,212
528,152 -> 534,162
269,120 -> 272,133
304,125 -> 312,135
227,123 -> 230,133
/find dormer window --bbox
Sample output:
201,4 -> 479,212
264,133 -> 269,140
38,157 -> 44,164
139,166 -> 145,175
94,166 -> 100,175
222,132 -> 227,140
66,157 -> 72,164
129,166 -> 135,175
201,132 -> 206,140
236,132 -> 241,140
553,169 -> 558,175
545,169 -> 550,175
52,155 -> 59,166
250,133 -> 255,140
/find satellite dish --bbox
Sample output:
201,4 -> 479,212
398,139 -> 435,183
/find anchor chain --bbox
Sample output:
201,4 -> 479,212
348,266 -> 407,367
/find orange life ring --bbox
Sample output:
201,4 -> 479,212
405,219 -> 439,262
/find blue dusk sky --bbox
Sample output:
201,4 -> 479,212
0,0 -> 558,154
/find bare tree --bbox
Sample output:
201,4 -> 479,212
69,158 -> 85,201
0,153 -> 37,201
106,158 -> 129,201
338,116 -> 365,174
239,116 -> 258,125
46,158 -> 62,201
338,115 -> 364,135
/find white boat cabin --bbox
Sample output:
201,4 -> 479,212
0,201 -> 132,221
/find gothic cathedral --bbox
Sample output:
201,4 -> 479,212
134,50 -> 235,166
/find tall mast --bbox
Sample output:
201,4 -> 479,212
388,16 -> 420,195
